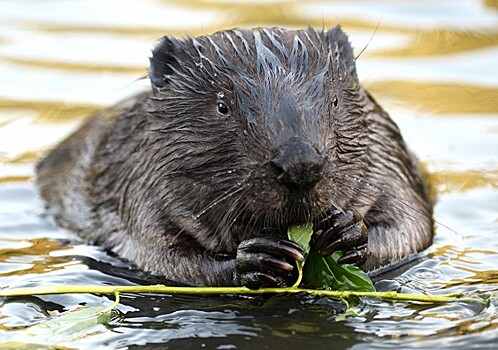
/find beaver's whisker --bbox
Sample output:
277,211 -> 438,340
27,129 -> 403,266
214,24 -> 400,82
193,180 -> 248,220
332,176 -> 450,236
214,188 -> 249,240
334,177 -> 425,224
354,19 -> 381,62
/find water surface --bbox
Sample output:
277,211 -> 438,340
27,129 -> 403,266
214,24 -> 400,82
0,0 -> 497,348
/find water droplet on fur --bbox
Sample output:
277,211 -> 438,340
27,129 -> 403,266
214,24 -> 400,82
217,91 -> 225,99
210,80 -> 215,86
195,61 -> 203,69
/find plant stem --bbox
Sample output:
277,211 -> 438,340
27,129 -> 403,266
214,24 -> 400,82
0,285 -> 485,304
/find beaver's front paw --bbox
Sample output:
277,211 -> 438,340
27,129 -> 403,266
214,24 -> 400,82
235,237 -> 304,289
313,209 -> 368,265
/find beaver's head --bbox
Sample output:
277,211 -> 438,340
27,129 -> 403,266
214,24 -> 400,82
146,27 -> 369,249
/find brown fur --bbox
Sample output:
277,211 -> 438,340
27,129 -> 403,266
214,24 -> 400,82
36,27 -> 433,286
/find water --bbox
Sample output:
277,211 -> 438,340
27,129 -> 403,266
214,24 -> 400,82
0,0 -> 497,348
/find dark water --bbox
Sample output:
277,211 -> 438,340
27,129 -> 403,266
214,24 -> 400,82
0,0 -> 497,348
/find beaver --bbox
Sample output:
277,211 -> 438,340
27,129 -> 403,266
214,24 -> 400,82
36,26 -> 433,288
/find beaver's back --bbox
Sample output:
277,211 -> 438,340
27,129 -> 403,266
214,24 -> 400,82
36,94 -> 146,239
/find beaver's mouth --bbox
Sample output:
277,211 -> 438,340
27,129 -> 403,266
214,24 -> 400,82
242,195 -> 330,238
222,172 -> 333,237
282,189 -> 330,223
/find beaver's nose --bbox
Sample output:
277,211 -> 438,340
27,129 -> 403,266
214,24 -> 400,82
269,139 -> 325,190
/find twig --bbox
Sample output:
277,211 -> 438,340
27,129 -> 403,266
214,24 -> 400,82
0,285 -> 486,304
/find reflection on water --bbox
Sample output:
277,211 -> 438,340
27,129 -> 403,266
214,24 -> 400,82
0,0 -> 497,348
370,29 -> 498,56
368,81 -> 498,114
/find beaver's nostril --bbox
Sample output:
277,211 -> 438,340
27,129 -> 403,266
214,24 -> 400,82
270,140 -> 325,190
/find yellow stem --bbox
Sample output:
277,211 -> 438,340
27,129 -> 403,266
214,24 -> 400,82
102,291 -> 120,314
0,284 -> 485,304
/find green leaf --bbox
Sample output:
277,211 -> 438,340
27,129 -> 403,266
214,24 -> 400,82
287,224 -> 314,288
335,298 -> 363,321
304,251 -> 375,292
287,223 -> 313,256
287,224 -> 375,292
24,305 -> 113,345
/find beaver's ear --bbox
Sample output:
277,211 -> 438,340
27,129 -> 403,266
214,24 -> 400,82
325,26 -> 358,82
149,36 -> 180,88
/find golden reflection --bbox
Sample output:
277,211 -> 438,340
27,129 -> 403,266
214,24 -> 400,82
0,238 -> 62,260
0,56 -> 146,75
0,99 -> 101,122
431,245 -> 497,258
371,29 -> 498,57
429,245 -> 498,290
21,21 -> 177,40
24,19 -> 261,39
15,0 -> 497,62
1,150 -> 44,165
157,0 -> 303,10
168,0 -> 300,27
430,170 -> 498,193
26,16 -> 404,39
454,319 -> 498,337
0,238 -> 73,277
436,269 -> 498,290
160,0 -> 413,34
96,0 -> 307,34
484,0 -> 498,10
0,176 -> 32,183
419,310 -> 498,337
19,0 -> 411,41
367,81 -> 498,115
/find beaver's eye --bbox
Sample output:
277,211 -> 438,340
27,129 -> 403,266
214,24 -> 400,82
216,101 -> 230,116
332,95 -> 339,108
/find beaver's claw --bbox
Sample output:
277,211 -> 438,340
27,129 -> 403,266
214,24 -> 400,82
312,209 -> 368,266
235,237 -> 304,289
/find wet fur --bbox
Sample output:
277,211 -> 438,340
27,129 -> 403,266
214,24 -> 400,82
36,27 -> 433,285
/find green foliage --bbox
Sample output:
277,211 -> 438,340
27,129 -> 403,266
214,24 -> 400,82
287,223 -> 313,287
287,223 -> 313,256
0,305 -> 113,348
288,225 -> 375,292
304,251 -> 375,292
27,306 -> 113,342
